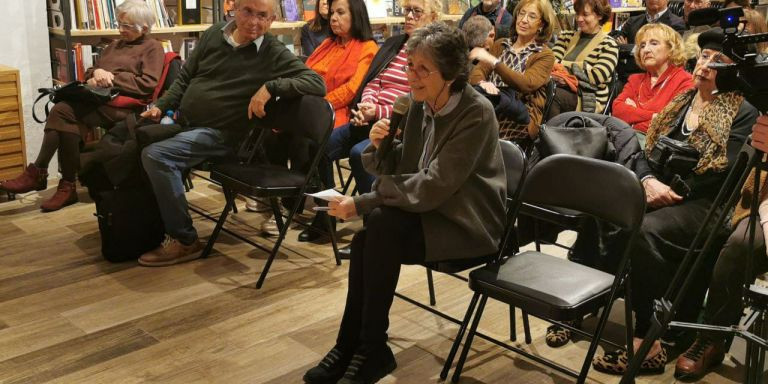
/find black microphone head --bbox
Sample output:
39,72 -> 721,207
688,7 -> 720,26
392,95 -> 411,116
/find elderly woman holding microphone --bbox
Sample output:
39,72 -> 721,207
303,22 -> 507,384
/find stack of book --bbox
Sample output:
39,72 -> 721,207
62,0 -> 175,31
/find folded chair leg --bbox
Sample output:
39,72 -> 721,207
427,269 -> 436,306
201,189 -> 234,258
325,212 -> 341,265
522,310 -> 532,344
256,199 -> 298,289
341,169 -> 355,195
509,305 -> 517,341
440,292 -> 481,380
624,273 -> 635,362
270,197 -> 284,231
452,295 -> 489,383
577,275 -> 628,383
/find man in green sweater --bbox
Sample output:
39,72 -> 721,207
137,0 -> 326,266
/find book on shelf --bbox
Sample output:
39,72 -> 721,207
180,37 -> 198,60
282,0 -> 301,21
179,0 -> 202,24
365,0 -> 389,18
302,0 -> 316,21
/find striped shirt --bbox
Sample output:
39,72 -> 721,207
551,30 -> 618,113
360,46 -> 410,120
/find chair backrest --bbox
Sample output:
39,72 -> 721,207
602,74 -> 620,116
497,140 -> 528,256
520,154 -> 645,230
542,78 -> 557,119
153,52 -> 182,102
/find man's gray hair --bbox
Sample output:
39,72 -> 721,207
462,15 -> 493,48
117,0 -> 155,33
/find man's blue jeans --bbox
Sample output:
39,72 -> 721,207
141,127 -> 233,245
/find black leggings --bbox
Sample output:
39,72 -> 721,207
336,206 -> 426,352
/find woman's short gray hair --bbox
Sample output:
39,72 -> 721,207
117,0 -> 155,33
406,22 -> 469,93
462,15 -> 493,48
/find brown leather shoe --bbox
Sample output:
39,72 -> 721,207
0,163 -> 47,193
674,337 -> 725,381
139,235 -> 204,267
40,180 -> 78,212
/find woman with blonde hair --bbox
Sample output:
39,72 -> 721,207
613,23 -> 693,135
468,0 -> 556,150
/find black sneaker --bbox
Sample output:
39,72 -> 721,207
303,346 -> 352,384
337,344 -> 397,384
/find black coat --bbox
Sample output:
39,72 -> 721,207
611,10 -> 686,44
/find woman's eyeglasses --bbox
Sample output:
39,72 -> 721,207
402,64 -> 438,79
402,6 -> 425,19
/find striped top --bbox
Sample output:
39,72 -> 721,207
551,30 -> 618,113
360,46 -> 410,120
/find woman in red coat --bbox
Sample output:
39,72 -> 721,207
612,23 -> 693,135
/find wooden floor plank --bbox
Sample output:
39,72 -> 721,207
0,178 -> 751,383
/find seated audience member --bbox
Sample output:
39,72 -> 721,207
306,0 -> 378,128
301,0 -> 330,56
0,0 -> 164,212
303,22 -> 506,384
674,120 -> 768,379
613,23 -> 693,135
462,15 -> 496,50
744,8 -> 768,54
299,0 -> 440,245
592,28 -> 758,375
611,0 -> 685,45
547,0 -> 618,119
136,0 -> 325,266
469,0 -> 556,150
458,0 -> 512,42
683,0 -> 711,28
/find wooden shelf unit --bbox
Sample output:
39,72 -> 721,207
0,65 -> 27,182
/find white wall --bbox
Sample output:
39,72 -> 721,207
0,0 -> 55,175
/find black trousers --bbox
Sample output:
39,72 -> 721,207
630,198 -> 723,337
336,206 -> 426,352
703,217 -> 768,339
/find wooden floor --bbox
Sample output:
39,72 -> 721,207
0,174 -> 756,383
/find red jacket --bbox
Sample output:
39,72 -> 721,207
612,65 -> 693,133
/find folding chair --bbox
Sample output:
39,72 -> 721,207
441,154 -> 646,384
602,74 -> 620,116
542,77 -> 557,120
201,95 -> 340,288
397,140 -> 529,338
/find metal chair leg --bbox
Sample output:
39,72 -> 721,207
256,199 -> 297,289
522,310 -> 532,344
427,269 -> 436,306
325,212 -> 341,265
509,305 -> 517,341
440,292 -> 481,380
201,189 -> 234,258
452,295 -> 489,383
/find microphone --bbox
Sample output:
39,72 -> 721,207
377,95 -> 411,165
688,7 -> 720,26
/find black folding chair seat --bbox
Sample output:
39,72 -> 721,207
201,95 -> 340,289
469,250 -> 614,320
211,163 -> 307,193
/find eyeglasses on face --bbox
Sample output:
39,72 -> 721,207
402,64 -> 438,79
238,7 -> 274,21
402,6 -> 425,18
117,23 -> 140,31
517,10 -> 540,22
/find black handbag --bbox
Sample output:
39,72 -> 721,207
33,81 -> 119,123
647,135 -> 700,180
535,115 -> 611,159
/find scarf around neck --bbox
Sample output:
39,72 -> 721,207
645,88 -> 743,175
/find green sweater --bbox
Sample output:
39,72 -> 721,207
155,22 -> 326,139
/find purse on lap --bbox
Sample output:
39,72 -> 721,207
33,81 -> 119,123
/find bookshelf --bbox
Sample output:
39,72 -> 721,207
47,0 -> 462,84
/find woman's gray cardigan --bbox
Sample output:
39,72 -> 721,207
353,84 -> 507,262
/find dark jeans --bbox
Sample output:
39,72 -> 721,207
336,206 -> 426,351
322,123 -> 375,194
703,217 -> 768,339
630,198 -> 722,338
545,86 -> 578,122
